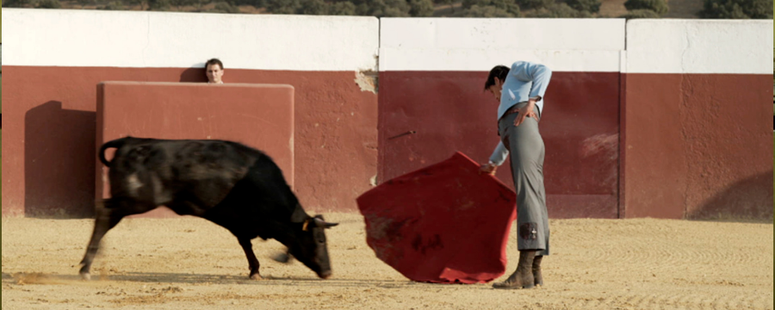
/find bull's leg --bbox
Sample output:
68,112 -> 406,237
79,198 -> 154,280
238,238 -> 261,280
79,206 -> 123,280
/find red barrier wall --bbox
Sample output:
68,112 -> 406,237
378,71 -> 621,219
622,74 -> 773,219
97,82 -> 294,217
1,66 -> 377,217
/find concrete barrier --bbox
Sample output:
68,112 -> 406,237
622,20 -> 773,219
2,10 -> 771,219
1,9 -> 379,216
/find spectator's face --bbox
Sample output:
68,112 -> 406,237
487,77 -> 504,102
206,64 -> 224,84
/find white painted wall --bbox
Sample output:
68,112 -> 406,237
2,9 -> 379,71
379,18 -> 626,72
4,10 -> 773,75
380,18 -> 626,50
379,18 -> 773,74
626,20 -> 773,74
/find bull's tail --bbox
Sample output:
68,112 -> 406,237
99,137 -> 131,167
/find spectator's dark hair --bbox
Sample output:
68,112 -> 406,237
484,65 -> 510,91
205,58 -> 224,70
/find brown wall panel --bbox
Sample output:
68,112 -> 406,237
623,74 -> 773,219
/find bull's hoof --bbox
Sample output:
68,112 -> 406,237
272,252 -> 291,263
249,273 -> 262,280
80,272 -> 91,281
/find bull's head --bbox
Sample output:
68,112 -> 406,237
288,214 -> 338,279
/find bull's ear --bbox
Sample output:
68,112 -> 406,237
290,204 -> 308,224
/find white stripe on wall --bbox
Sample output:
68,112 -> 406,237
2,9 -> 379,71
626,20 -> 773,74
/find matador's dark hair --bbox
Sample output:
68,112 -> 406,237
484,65 -> 510,91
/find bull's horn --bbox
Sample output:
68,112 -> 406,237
313,217 -> 339,228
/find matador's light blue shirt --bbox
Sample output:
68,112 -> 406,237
489,61 -> 552,165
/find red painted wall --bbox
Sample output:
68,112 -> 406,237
3,66 -> 770,220
97,82 -> 294,217
1,66 -> 377,217
378,71 -> 621,219
622,74 -> 773,219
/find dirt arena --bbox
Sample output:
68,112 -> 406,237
2,212 -> 772,310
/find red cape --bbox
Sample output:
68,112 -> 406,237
357,152 -> 517,284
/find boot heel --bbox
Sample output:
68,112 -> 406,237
492,250 -> 536,289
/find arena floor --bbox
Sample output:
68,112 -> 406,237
2,212 -> 772,309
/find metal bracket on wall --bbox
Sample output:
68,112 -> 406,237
388,131 -> 416,140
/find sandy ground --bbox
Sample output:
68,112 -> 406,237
2,212 -> 772,310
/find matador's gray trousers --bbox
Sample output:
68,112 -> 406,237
498,104 -> 550,256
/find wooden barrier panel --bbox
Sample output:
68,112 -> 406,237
97,82 -> 294,217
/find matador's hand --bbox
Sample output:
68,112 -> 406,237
514,99 -> 538,127
479,162 -> 497,175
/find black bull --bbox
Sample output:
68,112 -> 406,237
79,137 -> 338,280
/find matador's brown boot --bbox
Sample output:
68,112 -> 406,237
493,250 -> 536,289
532,255 -> 543,287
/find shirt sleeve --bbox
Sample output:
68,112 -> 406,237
489,141 -> 509,166
510,61 -> 552,101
